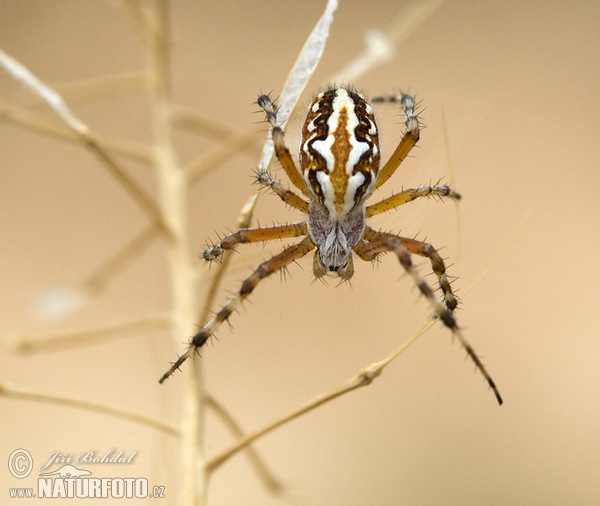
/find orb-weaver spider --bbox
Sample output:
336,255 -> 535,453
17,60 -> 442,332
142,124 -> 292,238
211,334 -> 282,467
159,86 -> 502,405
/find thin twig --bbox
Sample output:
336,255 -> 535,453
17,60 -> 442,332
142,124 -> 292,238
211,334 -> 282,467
205,395 -> 284,494
22,226 -> 162,318
51,71 -> 149,104
4,312 -> 171,354
84,136 -> 173,238
205,320 -> 437,473
173,104 -> 263,144
185,129 -> 263,185
83,225 -> 160,293
331,0 -> 442,83
0,380 -> 178,435
386,0 -> 443,46
16,70 -> 148,108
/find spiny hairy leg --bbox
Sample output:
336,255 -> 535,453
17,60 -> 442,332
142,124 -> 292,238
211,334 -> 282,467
362,227 -> 459,311
366,183 -> 461,217
203,222 -> 308,261
257,93 -> 310,197
371,93 -> 420,192
354,233 -> 502,404
255,169 -> 309,212
159,237 -> 315,383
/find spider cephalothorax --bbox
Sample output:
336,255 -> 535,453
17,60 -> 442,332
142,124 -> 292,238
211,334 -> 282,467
160,86 -> 502,405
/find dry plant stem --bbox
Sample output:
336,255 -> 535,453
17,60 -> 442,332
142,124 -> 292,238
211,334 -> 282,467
0,100 -> 153,163
185,129 -> 263,184
205,320 -> 437,473
83,224 -> 159,293
81,187 -> 257,299
334,0 -> 443,83
51,71 -> 148,104
144,1 -> 205,504
77,132 -> 153,164
8,312 -> 171,354
85,136 -> 173,238
205,395 -> 283,494
79,134 -> 264,294
172,106 -> 229,136
173,104 -> 265,146
386,0 -> 443,45
0,380 -> 178,435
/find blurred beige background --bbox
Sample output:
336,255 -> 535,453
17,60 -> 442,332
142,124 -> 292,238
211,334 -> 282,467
2,1 -> 600,505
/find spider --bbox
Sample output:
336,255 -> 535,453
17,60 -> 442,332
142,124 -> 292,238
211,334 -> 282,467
159,86 -> 502,405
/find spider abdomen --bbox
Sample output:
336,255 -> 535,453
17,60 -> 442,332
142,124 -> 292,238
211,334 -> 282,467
300,87 -> 380,221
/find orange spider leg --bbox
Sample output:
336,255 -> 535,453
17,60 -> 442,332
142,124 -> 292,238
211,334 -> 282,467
256,170 -> 309,213
362,226 -> 458,311
258,94 -> 311,197
371,94 -> 420,192
204,222 -> 308,261
353,232 -> 502,405
160,236 -> 315,383
366,184 -> 460,217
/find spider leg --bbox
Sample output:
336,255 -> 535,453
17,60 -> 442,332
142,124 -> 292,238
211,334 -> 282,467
257,94 -> 311,197
160,236 -> 315,383
256,169 -> 309,213
353,232 -> 502,404
362,226 -> 458,311
371,93 -> 420,192
204,222 -> 308,261
366,183 -> 461,217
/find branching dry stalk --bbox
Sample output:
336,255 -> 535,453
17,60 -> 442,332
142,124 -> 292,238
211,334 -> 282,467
205,320 -> 437,473
83,225 -> 161,293
0,50 -> 172,238
205,395 -> 284,494
0,1 -> 451,504
0,380 -> 178,435
142,1 -> 207,504
185,129 -> 263,184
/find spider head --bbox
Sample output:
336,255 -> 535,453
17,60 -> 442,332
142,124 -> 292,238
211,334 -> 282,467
299,87 -> 380,220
